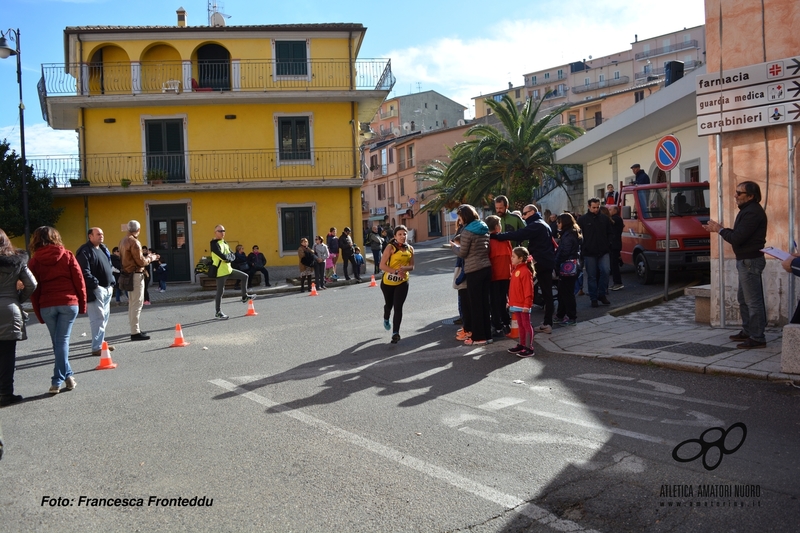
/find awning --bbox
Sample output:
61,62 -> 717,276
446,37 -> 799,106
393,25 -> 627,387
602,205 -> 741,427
367,215 -> 384,221
395,208 -> 409,216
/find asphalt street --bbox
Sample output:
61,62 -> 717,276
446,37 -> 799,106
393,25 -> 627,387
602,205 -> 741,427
1,244 -> 797,532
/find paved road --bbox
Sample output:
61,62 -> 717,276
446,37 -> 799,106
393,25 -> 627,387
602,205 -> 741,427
1,245 -> 795,532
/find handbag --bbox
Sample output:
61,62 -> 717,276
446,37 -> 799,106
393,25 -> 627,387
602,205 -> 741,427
559,258 -> 579,277
119,271 -> 135,291
207,264 -> 218,278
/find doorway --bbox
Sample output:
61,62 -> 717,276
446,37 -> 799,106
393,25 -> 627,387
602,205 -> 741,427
149,204 -> 191,282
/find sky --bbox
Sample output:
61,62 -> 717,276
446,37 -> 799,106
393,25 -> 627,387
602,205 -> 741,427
0,0 -> 706,156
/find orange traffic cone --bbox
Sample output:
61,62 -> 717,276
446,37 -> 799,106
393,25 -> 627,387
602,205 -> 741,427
309,283 -> 318,296
369,275 -> 377,287
95,341 -> 117,370
170,324 -> 190,347
245,299 -> 258,316
507,314 -> 519,339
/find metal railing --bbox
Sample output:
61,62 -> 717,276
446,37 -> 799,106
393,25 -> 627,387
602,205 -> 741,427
569,115 -> 607,130
635,40 -> 699,61
634,60 -> 700,80
572,76 -> 630,94
39,58 -> 395,96
379,108 -> 398,119
543,88 -> 569,100
26,148 -> 356,188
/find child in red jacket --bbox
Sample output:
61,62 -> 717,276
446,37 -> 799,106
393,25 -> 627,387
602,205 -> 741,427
507,246 -> 535,357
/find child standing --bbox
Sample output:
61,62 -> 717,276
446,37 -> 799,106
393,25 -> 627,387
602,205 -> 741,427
486,215 -> 512,337
507,246 -> 535,357
154,258 -> 168,292
353,246 -> 365,277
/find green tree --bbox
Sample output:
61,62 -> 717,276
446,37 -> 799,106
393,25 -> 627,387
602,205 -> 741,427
0,140 -> 63,239
417,94 -> 582,211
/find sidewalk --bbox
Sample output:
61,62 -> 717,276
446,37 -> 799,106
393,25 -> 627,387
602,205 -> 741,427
535,295 -> 799,384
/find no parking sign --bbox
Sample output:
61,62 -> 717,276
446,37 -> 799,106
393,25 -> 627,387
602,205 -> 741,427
655,135 -> 681,171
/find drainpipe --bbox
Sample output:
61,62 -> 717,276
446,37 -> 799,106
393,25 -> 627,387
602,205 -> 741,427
716,133 -> 726,328
789,124 -> 796,322
77,34 -> 86,180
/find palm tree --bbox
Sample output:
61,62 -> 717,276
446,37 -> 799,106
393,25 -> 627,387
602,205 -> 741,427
417,94 -> 582,211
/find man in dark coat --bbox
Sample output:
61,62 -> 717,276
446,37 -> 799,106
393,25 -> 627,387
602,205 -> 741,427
608,205 -> 625,291
492,204 -> 555,333
339,227 -> 361,282
703,181 -> 768,349
577,198 -> 614,307
632,164 -> 650,184
76,227 -> 115,355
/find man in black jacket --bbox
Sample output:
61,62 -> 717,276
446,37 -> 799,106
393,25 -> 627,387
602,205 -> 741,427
76,227 -> 115,356
703,181 -> 768,349
339,227 -> 361,282
577,198 -> 613,307
609,205 -> 625,290
492,204 -> 555,333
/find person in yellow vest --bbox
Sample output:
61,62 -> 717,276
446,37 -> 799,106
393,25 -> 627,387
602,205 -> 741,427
379,225 -> 414,344
211,225 -> 254,320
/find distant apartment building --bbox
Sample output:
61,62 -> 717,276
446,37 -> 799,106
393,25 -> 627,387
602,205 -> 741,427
472,82 -> 527,118
371,90 -> 467,139
473,25 -> 706,131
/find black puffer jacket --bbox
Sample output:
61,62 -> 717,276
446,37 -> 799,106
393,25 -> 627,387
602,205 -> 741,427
719,199 -> 767,259
577,210 -> 613,257
0,252 -> 37,341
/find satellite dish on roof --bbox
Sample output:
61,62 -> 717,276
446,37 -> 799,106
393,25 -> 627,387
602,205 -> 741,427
402,122 -> 411,132
456,119 -> 465,126
392,128 -> 401,136
211,12 -> 226,26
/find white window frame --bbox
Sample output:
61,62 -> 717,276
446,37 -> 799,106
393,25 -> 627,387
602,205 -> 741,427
276,202 -> 316,258
271,39 -> 311,83
273,111 -> 314,167
140,113 -> 189,183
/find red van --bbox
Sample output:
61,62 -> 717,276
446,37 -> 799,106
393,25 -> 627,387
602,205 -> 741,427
619,182 -> 711,284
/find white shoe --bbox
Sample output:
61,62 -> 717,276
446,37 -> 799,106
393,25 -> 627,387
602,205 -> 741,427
534,324 -> 552,334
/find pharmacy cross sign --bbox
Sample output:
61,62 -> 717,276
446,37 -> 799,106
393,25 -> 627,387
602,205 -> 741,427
655,135 -> 681,172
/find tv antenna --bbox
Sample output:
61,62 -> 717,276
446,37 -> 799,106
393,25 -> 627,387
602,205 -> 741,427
208,1 -> 231,26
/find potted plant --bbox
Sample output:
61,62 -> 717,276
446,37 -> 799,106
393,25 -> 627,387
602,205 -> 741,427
146,168 -> 168,185
69,178 -> 90,187
120,178 -> 132,188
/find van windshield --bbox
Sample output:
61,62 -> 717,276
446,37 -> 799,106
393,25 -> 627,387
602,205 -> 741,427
637,187 -> 710,218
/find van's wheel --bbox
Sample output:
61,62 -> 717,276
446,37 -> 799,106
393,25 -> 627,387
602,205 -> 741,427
635,253 -> 656,284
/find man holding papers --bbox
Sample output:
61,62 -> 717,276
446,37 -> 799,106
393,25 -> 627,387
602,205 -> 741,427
703,181 -> 768,349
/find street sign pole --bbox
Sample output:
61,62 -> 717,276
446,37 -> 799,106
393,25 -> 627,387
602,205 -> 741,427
655,135 -> 682,302
664,172 -> 671,301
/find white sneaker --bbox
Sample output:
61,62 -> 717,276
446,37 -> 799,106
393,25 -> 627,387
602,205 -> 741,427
534,324 -> 552,334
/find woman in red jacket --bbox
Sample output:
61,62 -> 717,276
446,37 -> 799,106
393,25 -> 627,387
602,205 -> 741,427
28,227 -> 87,395
507,246 -> 535,358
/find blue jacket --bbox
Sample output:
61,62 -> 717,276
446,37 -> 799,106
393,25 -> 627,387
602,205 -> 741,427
493,213 -> 555,269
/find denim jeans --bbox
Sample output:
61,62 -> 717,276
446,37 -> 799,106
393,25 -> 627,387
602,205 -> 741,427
584,254 -> 610,301
87,286 -> 113,351
371,248 -> 382,274
737,257 -> 767,343
41,305 -> 79,387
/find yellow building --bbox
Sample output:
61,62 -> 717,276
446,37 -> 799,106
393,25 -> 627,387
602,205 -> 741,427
35,14 -> 393,282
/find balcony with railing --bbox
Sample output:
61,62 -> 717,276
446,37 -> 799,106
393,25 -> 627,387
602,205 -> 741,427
379,107 -> 398,119
635,40 -> 699,61
571,76 -> 630,94
26,148 -> 356,189
40,58 -> 395,97
543,88 -> 569,100
634,60 -> 700,80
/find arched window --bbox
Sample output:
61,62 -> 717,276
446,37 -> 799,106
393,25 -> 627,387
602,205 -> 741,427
197,44 -> 230,90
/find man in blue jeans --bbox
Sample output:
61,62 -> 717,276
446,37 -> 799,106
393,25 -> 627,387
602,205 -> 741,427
703,181 -> 768,348
577,198 -> 613,308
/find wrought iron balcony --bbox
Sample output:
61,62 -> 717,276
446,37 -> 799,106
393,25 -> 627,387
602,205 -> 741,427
26,148 -> 356,188
38,58 -> 395,97
635,40 -> 698,61
571,76 -> 630,94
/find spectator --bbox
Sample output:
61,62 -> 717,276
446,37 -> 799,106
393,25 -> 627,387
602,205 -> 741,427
326,228 -> 339,281
76,227 -> 116,356
494,195 -> 525,245
606,184 -> 619,205
492,204 -> 556,333
312,236 -> 329,290
578,198 -> 613,308
110,246 -> 124,303
354,246 -> 366,276
120,220 -> 158,339
247,245 -> 271,287
153,258 -> 168,292
608,205 -> 624,291
452,233 -> 470,341
506,246 -> 535,358
0,228 -> 36,407
379,225 -> 415,344
548,213 -> 559,236
554,213 -> 582,326
703,181 -> 768,348
28,226 -> 87,394
451,204 -> 492,345
782,252 -> 800,324
339,227 -> 361,282
231,244 -> 250,291
486,215 -> 512,337
298,237 -> 316,292
366,224 -> 384,274
141,246 -> 152,305
631,164 -> 650,185
210,225 -> 254,320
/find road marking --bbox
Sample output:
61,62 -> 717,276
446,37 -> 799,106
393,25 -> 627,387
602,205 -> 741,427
557,400 -> 658,421
587,391 -> 682,410
568,378 -> 749,410
659,410 -> 726,427
478,397 -> 528,411
210,379 -> 601,533
575,374 -> 685,395
515,406 -> 676,446
458,427 -> 605,450
394,362 -> 453,384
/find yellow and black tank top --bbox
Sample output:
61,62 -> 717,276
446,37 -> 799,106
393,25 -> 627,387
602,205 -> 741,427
382,243 -> 413,286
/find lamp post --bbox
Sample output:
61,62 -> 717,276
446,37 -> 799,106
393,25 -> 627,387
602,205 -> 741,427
0,28 -> 30,249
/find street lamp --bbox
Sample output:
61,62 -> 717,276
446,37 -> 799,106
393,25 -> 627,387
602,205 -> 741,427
0,28 -> 30,249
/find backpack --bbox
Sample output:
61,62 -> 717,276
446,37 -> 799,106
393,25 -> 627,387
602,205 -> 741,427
301,249 -> 316,267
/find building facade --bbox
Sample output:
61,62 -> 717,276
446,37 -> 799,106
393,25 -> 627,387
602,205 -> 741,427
34,13 -> 393,282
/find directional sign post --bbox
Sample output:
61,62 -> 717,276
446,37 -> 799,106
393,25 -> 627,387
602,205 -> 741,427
655,135 -> 682,301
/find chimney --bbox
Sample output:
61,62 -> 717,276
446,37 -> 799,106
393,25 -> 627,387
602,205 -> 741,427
508,82 -> 512,89
634,34 -> 638,43
177,7 -> 187,27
